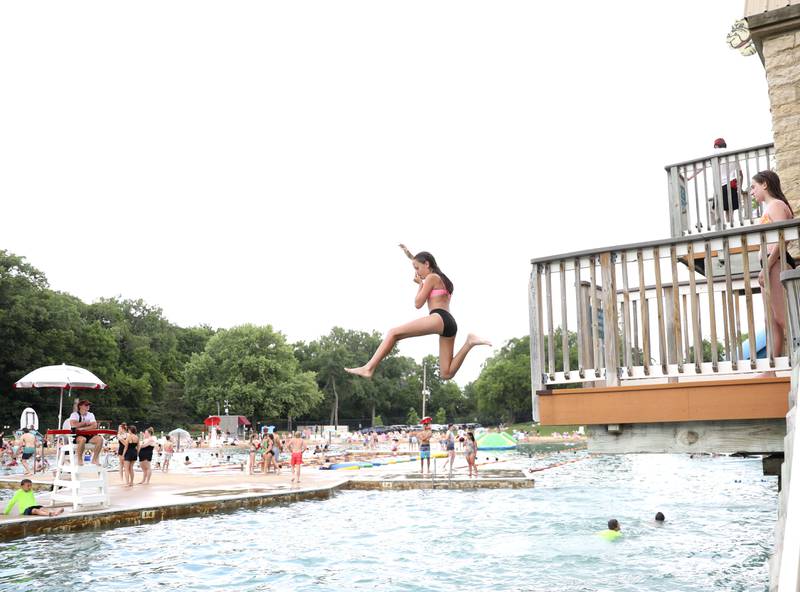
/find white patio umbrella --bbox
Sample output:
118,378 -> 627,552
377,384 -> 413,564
14,363 -> 107,429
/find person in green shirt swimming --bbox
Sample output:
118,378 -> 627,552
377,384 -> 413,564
3,479 -> 63,517
598,518 -> 622,541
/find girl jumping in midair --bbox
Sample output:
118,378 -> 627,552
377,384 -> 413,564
345,244 -> 490,379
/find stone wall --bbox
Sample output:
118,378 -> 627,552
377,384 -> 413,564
755,17 -> 800,213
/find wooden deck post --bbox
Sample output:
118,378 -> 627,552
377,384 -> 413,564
600,252 -> 620,386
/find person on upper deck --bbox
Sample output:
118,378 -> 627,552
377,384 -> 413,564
712,138 -> 743,225
753,170 -> 796,357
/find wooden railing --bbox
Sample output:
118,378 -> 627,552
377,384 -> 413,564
666,143 -> 775,238
771,269 -> 800,590
528,219 -> 800,421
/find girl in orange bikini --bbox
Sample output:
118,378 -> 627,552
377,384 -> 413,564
752,170 -> 796,357
346,244 -> 490,379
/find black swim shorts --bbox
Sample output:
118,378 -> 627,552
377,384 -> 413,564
430,308 -> 457,338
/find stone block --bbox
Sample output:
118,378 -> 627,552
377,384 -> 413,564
773,108 -> 800,126
769,83 -> 798,106
772,103 -> 800,120
766,61 -> 800,87
767,48 -> 800,70
764,32 -> 796,58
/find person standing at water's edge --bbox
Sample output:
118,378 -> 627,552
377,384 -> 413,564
122,426 -> 139,487
416,418 -> 434,474
116,423 -> 128,480
465,431 -> 478,477
289,431 -> 306,484
19,428 -> 36,476
441,424 -> 456,477
345,245 -> 490,379
138,427 -> 156,485
162,435 -> 174,472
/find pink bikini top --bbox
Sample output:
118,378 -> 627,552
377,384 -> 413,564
428,288 -> 450,300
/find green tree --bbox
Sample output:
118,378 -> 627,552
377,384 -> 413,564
296,327 -> 420,427
184,324 -> 322,424
419,355 -> 468,421
373,414 -> 384,426
473,336 -> 532,424
434,407 -> 447,424
407,407 -> 420,425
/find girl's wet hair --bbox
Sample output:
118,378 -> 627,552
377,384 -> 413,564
414,251 -> 454,294
753,170 -> 794,216
128,425 -> 138,435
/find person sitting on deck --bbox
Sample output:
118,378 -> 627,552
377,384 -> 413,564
598,518 -> 622,541
64,399 -> 104,466
3,479 -> 64,518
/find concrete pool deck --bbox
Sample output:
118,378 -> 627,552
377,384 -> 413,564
0,457 -> 534,542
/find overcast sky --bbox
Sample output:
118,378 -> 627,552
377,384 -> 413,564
1,1 -> 772,385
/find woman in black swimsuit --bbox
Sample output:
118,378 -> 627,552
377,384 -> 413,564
122,426 -> 139,487
116,423 -> 127,480
346,245 -> 490,380
137,427 -> 156,485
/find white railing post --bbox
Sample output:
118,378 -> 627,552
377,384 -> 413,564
781,269 -> 800,354
777,269 -> 800,591
529,264 -> 543,422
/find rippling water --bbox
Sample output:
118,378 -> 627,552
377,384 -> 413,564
0,452 -> 777,591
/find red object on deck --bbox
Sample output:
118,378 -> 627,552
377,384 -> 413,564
203,416 -> 221,426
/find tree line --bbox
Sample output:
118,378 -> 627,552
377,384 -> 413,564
0,250 -> 534,432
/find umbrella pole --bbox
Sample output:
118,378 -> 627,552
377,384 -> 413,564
58,387 -> 64,429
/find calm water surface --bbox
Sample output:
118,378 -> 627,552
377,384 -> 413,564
0,451 -> 777,592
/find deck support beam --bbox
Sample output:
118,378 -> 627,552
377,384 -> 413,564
585,419 -> 786,454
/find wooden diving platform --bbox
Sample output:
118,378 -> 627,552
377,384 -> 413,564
538,376 -> 789,454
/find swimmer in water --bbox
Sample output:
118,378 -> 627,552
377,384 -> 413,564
655,511 -> 665,524
598,518 -> 622,541
345,245 -> 490,380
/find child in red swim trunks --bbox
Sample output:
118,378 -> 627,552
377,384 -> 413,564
288,432 -> 307,484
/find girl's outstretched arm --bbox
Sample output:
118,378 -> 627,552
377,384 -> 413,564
399,243 -> 414,260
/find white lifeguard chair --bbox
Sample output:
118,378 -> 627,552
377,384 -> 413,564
50,436 -> 110,511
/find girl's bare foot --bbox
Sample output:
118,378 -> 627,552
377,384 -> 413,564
50,508 -> 65,516
345,366 -> 373,378
467,333 -> 492,347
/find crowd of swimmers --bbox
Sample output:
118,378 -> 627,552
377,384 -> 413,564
0,428 -> 48,476
245,431 -> 308,482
